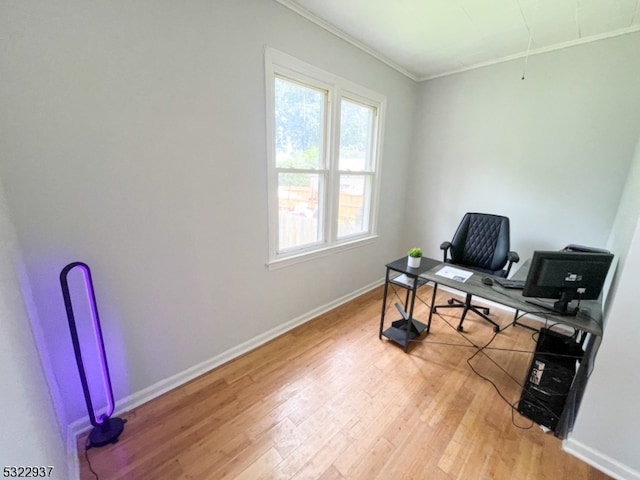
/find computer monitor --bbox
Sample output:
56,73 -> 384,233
522,250 -> 613,315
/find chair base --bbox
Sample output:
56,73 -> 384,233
434,294 -> 500,333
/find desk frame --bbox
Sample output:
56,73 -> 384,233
379,256 -> 603,439
378,257 -> 441,352
421,262 -> 603,337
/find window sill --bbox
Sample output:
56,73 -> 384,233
266,235 -> 378,271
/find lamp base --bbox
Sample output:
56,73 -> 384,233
88,416 -> 125,448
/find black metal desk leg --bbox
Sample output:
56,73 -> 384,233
512,309 -> 538,331
379,267 -> 391,339
403,282 -> 419,353
427,283 -> 438,332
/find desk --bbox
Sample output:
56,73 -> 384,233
378,256 -> 604,438
421,262 -> 603,337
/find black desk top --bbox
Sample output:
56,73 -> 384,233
414,258 -> 603,336
385,256 -> 441,276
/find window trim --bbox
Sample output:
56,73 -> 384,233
265,47 -> 386,269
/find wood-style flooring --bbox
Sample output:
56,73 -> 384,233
78,284 -> 611,479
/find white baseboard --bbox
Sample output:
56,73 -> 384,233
564,437 -> 640,480
66,430 -> 80,480
66,278 -> 383,479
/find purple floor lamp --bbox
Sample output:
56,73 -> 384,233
60,262 -> 125,447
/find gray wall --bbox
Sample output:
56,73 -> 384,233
565,137 -> 640,479
408,32 -> 640,266
0,0 -> 416,435
0,184 -> 68,477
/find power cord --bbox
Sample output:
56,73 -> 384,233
84,437 -> 99,480
405,290 -> 584,430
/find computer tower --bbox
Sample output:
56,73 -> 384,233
517,328 -> 582,432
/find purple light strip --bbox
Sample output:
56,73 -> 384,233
76,264 -> 114,423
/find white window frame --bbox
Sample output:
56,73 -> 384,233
265,48 -> 386,269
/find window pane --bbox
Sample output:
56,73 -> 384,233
339,99 -> 374,171
266,50 -> 385,264
337,174 -> 371,238
275,77 -> 325,169
278,172 -> 323,251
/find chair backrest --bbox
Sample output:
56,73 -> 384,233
449,213 -> 511,273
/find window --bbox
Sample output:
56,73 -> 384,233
265,48 -> 385,267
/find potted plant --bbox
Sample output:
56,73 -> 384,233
407,247 -> 422,268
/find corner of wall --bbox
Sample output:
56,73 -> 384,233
564,437 -> 640,480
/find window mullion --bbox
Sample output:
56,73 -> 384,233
326,86 -> 342,244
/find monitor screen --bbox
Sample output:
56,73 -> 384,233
522,250 -> 613,315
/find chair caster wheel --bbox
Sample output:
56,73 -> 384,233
493,326 -> 500,333
457,325 -> 464,332
448,299 -> 455,305
483,308 -> 490,315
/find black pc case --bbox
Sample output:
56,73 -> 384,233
518,328 -> 583,432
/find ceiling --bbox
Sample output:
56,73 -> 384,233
277,0 -> 640,81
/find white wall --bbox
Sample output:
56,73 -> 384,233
0,184 -> 68,477
0,0 -> 416,428
408,32 -> 640,266
564,136 -> 640,479
605,136 -> 640,281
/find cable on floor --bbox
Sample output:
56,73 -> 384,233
84,437 -> 99,480
406,290 -> 583,430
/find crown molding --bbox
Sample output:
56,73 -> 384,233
276,0 -> 419,81
420,25 -> 640,81
277,1 -> 640,83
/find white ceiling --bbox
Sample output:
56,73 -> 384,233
277,0 -> 640,81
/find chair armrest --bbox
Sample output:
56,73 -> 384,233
505,251 -> 520,277
440,241 -> 452,262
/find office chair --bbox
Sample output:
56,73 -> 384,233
433,212 -> 519,332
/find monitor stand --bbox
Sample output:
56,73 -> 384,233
525,298 -> 579,316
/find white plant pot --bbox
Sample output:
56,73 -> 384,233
408,256 -> 421,268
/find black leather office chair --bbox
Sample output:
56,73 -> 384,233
434,212 -> 519,332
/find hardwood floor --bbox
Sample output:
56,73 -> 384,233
78,285 -> 610,479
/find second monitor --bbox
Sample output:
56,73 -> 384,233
522,250 -> 613,315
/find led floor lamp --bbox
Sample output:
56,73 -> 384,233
60,261 -> 124,447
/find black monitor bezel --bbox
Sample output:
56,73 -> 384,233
522,250 -> 613,315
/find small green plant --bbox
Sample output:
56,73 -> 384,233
408,247 -> 422,258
